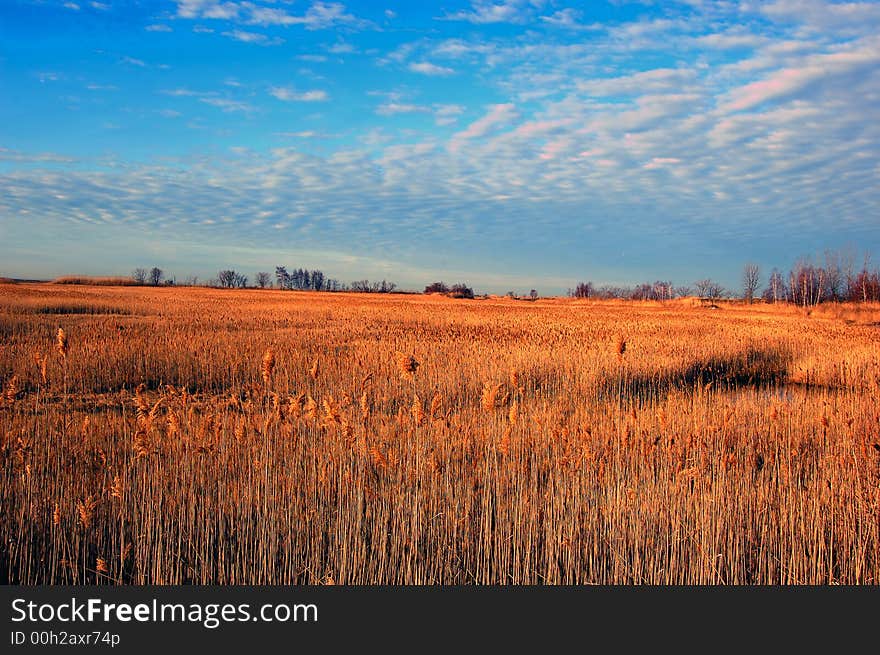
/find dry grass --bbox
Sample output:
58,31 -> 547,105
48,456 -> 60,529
1,282 -> 879,584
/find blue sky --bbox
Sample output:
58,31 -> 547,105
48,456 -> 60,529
1,0 -> 878,294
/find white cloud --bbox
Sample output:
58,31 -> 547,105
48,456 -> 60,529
376,103 -> 430,116
176,1 -> 239,20
434,104 -> 465,125
199,97 -> 256,112
577,68 -> 697,97
694,31 -> 767,50
449,103 -> 518,152
270,87 -> 329,102
760,0 -> 880,34
222,30 -> 284,45
408,61 -> 455,76
274,131 -> 337,138
288,2 -> 371,30
643,157 -> 682,170
327,42 -> 356,54
161,87 -> 204,96
146,24 -> 173,33
443,1 -> 541,25
539,9 -> 600,30
719,37 -> 880,112
0,148 -> 76,164
239,1 -> 371,30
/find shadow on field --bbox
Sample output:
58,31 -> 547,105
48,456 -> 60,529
599,346 -> 794,400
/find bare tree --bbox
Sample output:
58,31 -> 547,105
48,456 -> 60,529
256,272 -> 271,289
149,267 -> 164,286
742,263 -> 761,303
764,268 -> 786,303
570,282 -> 593,298
218,270 -> 236,288
132,268 -> 147,285
652,280 -> 673,300
789,258 -> 826,307
695,279 -> 725,302
823,250 -> 845,301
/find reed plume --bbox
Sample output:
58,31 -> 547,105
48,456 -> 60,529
429,393 -> 442,421
34,352 -> 48,387
55,327 -> 68,359
76,496 -> 99,529
411,395 -> 426,426
305,394 -> 318,420
109,475 -> 124,501
261,348 -> 276,388
359,391 -> 370,423
615,335 -> 627,359
509,369 -> 520,389
3,375 -> 18,404
289,392 -> 306,418
499,426 -> 512,456
481,382 -> 504,412
134,383 -> 150,426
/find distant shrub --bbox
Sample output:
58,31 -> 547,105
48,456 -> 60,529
52,276 -> 140,286
424,282 -> 449,294
449,284 -> 474,299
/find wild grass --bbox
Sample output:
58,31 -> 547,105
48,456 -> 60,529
1,283 -> 878,584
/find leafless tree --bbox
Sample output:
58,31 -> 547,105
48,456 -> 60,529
132,268 -> 147,285
149,267 -> 164,286
695,279 -> 724,300
256,272 -> 271,288
742,263 -> 761,303
789,258 -> 826,307
218,270 -> 237,288
570,282 -> 593,298
823,250 -> 845,301
764,268 -> 786,303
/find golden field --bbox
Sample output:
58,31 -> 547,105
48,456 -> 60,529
1,283 -> 879,584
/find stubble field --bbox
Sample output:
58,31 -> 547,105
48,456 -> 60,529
1,283 -> 879,584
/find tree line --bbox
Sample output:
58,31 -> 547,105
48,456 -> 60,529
568,250 -> 880,305
130,248 -> 879,304
424,282 -> 475,299
131,266 -> 401,294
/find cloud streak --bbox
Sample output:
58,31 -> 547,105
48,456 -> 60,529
270,87 -> 329,102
